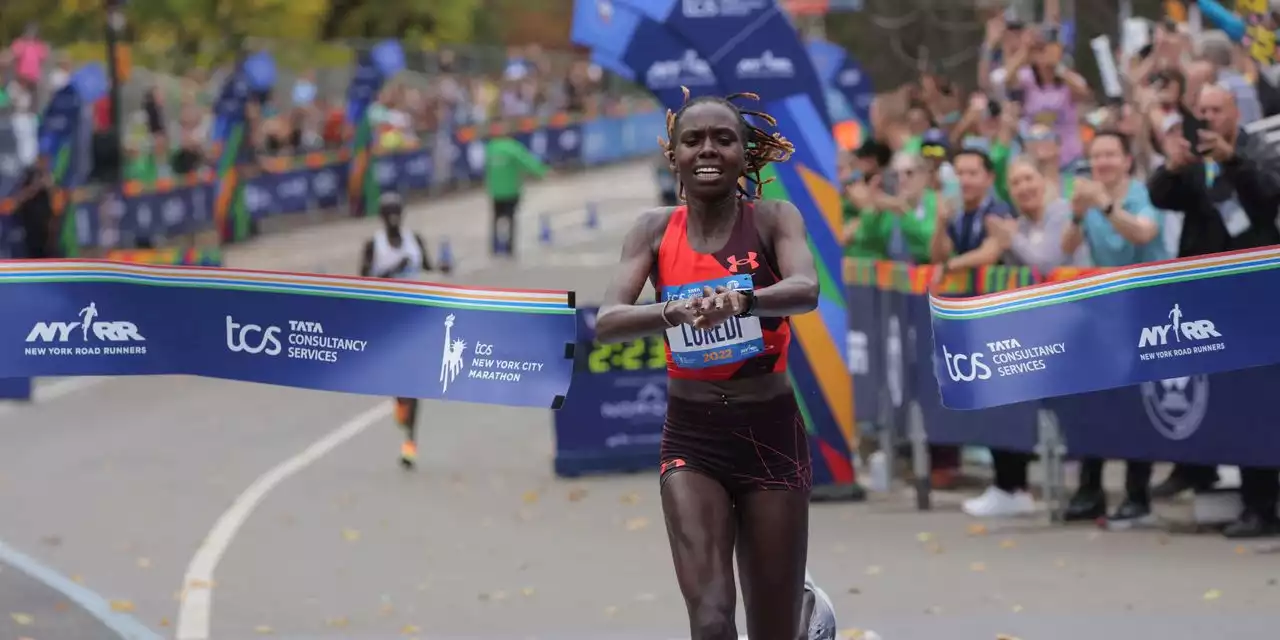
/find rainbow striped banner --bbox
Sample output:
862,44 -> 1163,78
0,261 -> 576,407
930,248 -> 1278,409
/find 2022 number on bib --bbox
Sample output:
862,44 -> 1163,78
662,274 -> 765,370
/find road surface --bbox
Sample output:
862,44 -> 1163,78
1,159 -> 1277,640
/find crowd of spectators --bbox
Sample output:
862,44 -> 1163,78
843,4 -> 1280,539
2,36 -> 619,191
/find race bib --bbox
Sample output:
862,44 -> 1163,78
662,274 -> 765,369
1218,196 -> 1251,238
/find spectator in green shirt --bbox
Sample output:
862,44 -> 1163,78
484,135 -> 547,257
866,153 -> 940,264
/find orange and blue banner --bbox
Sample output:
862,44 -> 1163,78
572,0 -> 856,489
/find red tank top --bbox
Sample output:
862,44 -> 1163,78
653,203 -> 791,381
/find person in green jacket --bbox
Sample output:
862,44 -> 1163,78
484,135 -> 548,257
842,153 -> 940,264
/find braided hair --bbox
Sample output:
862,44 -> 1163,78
658,86 -> 795,199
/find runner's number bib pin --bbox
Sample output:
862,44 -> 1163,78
662,274 -> 765,369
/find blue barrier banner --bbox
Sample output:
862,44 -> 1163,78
553,308 -> 666,476
845,283 -> 878,424
0,376 -> 31,400
1047,366 -> 1280,467
0,261 -> 577,407
929,250 -> 1271,410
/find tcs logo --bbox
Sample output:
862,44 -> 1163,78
942,346 -> 991,383
226,316 -> 282,356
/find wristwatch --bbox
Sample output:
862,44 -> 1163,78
735,290 -> 757,318
1101,201 -> 1116,217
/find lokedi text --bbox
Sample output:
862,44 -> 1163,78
661,274 -> 766,369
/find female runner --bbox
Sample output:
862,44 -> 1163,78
595,89 -> 820,640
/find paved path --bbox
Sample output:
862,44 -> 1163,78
1,159 -> 1278,640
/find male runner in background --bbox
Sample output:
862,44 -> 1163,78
358,192 -> 444,468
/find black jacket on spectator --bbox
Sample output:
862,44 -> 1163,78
1148,128 -> 1280,257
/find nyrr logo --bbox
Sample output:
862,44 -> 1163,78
1138,303 -> 1221,348
225,316 -> 282,356
682,0 -> 718,18
26,302 -> 146,344
1140,375 -> 1209,440
735,51 -> 795,79
941,345 -> 992,383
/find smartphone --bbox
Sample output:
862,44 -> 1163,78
879,170 -> 899,196
1181,115 -> 1208,153
1007,88 -> 1026,104
986,96 -> 1003,118
1074,162 -> 1093,177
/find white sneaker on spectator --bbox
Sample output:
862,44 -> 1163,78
962,486 -> 1036,518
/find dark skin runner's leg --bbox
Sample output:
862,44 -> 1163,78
737,490 -> 810,640
662,470 -> 738,640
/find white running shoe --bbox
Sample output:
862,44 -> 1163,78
962,486 -> 1037,517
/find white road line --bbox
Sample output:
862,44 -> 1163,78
0,377 -> 109,418
174,402 -> 392,640
0,539 -> 164,640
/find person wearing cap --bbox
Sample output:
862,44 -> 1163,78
359,192 -> 443,468
919,128 -> 960,202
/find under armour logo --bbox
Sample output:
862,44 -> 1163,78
725,252 -> 759,273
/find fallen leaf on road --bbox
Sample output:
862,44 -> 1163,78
969,562 -> 987,572
521,587 -> 536,597
924,541 -> 944,554
342,528 -> 361,542
1011,604 -> 1024,613
1053,558 -> 1068,569
522,490 -> 540,504
326,617 -> 349,628
401,624 -> 420,635
625,517 -> 650,531
604,605 -> 620,617
967,523 -> 988,536
864,565 -> 882,576
54,602 -> 69,612
254,625 -> 273,634
915,532 -> 933,543
996,635 -> 1023,640
159,618 -> 171,627
379,602 -> 394,615
1203,589 -> 1222,601
999,539 -> 1017,549
136,557 -> 152,569
620,492 -> 641,505
1157,535 -> 1172,546
188,579 -> 213,590
10,613 -> 33,625
71,575 -> 85,584
567,488 -> 588,502
109,600 -> 135,613
838,629 -> 865,639
1235,545 -> 1249,555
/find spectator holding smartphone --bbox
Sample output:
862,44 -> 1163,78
1147,83 -> 1280,538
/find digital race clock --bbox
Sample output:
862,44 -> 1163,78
585,335 -> 666,374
